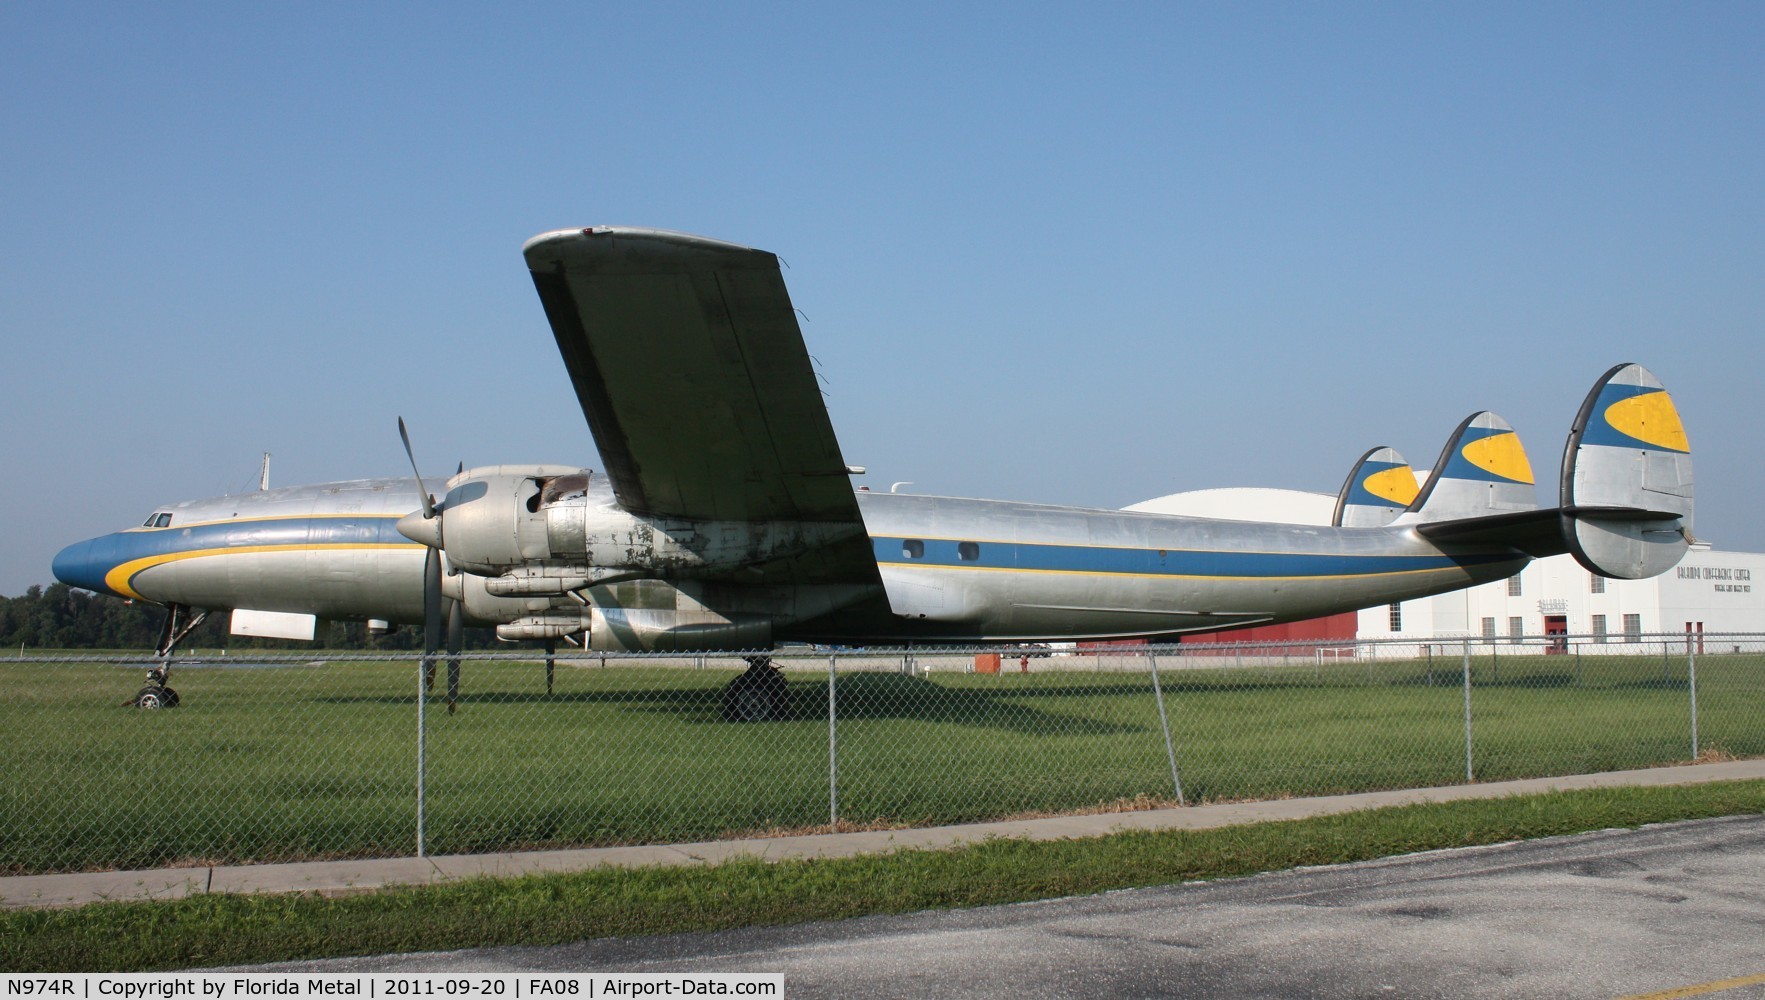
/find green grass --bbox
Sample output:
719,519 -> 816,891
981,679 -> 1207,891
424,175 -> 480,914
4,780 -> 1763,972
3,649 -> 1761,874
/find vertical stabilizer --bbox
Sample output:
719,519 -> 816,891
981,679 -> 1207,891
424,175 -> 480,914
1333,447 -> 1419,527
1399,412 -> 1538,523
1561,363 -> 1692,579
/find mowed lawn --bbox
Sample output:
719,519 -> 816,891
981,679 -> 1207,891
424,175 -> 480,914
3,648 -> 1760,875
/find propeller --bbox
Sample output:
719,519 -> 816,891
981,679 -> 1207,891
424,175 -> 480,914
399,417 -> 437,520
400,417 -> 464,713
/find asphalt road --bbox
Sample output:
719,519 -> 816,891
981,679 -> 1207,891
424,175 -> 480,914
251,815 -> 1765,999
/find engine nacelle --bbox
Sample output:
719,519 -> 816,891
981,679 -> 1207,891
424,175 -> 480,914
487,578 -> 773,650
434,465 -> 865,584
434,464 -> 585,575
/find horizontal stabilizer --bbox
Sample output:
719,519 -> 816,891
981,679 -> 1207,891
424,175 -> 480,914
1559,363 -> 1693,579
1333,447 -> 1419,527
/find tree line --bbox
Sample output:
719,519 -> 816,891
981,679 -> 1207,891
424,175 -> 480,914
0,583 -> 499,651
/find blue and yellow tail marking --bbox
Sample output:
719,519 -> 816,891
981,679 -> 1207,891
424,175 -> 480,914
1345,458 -> 1420,509
1439,425 -> 1534,485
1578,381 -> 1690,454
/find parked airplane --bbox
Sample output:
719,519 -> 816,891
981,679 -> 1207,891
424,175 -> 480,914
53,227 -> 1695,717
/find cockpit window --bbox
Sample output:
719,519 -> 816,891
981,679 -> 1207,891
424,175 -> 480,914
141,513 -> 173,528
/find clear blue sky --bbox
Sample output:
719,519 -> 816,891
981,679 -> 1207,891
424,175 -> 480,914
3,3 -> 1762,597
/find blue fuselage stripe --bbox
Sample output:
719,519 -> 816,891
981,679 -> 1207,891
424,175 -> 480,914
871,537 -> 1499,578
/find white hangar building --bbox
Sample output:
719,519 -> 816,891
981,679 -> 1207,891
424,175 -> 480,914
1356,542 -> 1763,646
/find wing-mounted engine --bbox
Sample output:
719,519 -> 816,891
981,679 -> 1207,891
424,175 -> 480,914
397,463 -> 872,645
489,579 -> 774,651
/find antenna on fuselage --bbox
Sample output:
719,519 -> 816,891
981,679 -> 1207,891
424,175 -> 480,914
258,453 -> 271,492
890,482 -> 914,494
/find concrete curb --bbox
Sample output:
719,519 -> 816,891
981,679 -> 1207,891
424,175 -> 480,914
7,759 -> 1763,910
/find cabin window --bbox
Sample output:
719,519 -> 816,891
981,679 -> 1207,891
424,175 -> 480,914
902,539 -> 925,559
957,542 -> 980,561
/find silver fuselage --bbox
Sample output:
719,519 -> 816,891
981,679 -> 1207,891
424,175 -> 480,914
53,475 -> 1527,643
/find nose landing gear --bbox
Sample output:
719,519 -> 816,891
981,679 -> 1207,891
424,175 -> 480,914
133,665 -> 180,709
128,603 -> 207,709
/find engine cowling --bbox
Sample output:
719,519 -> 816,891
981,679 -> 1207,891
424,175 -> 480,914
488,578 -> 773,651
405,464 -> 864,589
397,465 -> 863,644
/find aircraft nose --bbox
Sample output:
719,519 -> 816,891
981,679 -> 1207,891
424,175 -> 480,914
52,538 -> 123,597
396,509 -> 443,549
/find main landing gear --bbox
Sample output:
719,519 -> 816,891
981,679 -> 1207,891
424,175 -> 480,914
130,602 -> 208,709
720,655 -> 788,722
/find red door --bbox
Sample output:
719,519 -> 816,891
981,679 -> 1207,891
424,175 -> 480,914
1545,616 -> 1568,655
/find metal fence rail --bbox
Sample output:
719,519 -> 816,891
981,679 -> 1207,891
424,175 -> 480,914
3,633 -> 1761,875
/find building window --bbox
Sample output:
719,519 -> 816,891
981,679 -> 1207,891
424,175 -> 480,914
1388,603 -> 1402,632
1624,613 -> 1643,643
1509,616 -> 1524,644
1592,614 -> 1607,642
902,539 -> 925,560
1482,617 -> 1497,643
1507,575 -> 1523,597
1590,574 -> 1605,595
957,542 -> 980,561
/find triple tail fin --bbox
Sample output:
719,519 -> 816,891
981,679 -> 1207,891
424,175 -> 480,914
1410,363 -> 1694,580
1332,447 -> 1419,527
1398,412 -> 1539,523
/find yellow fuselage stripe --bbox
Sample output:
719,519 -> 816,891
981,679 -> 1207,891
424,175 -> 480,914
104,543 -> 423,600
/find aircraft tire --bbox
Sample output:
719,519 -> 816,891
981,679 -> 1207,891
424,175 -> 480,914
720,665 -> 787,722
134,686 -> 168,709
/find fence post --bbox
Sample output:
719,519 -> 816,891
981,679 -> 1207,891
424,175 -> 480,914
1688,643 -> 1699,762
828,653 -> 839,828
416,655 -> 427,859
1148,651 -> 1185,806
1462,642 -> 1474,783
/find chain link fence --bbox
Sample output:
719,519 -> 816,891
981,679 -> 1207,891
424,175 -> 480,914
4,634 -> 1761,875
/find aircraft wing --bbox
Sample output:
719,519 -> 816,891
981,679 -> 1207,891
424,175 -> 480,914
524,226 -> 881,589
525,227 -> 861,524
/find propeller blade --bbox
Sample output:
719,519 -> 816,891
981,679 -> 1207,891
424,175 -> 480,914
422,546 -> 442,691
398,417 -> 437,519
445,598 -> 463,714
